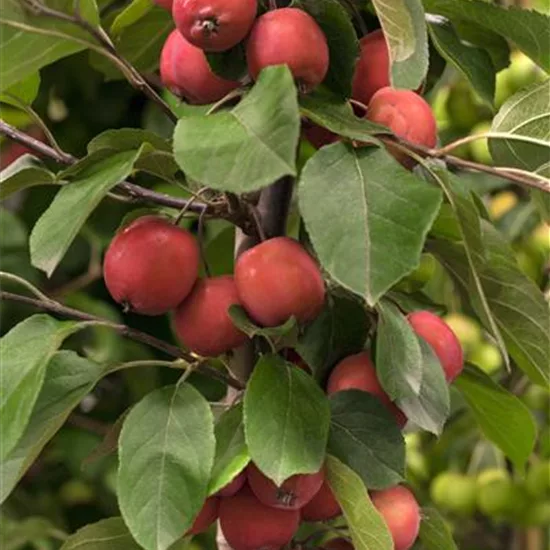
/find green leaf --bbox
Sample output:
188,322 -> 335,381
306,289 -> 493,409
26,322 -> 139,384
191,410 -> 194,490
1,351 -> 103,503
111,0 -> 154,36
455,365 -> 536,472
90,8 -> 172,80
1,516 -> 66,549
299,144 -> 442,306
300,94 -> 384,144
30,148 -> 142,276
118,384 -> 215,550
490,80 -> 550,173
0,0 -> 99,92
174,66 -> 300,193
372,0 -> 429,90
0,72 -> 41,107
429,222 -> 550,386
328,390 -> 405,489
428,17 -> 495,105
418,507 -> 458,550
326,456 -> 393,550
422,0 -> 550,71
293,0 -> 359,98
208,404 -> 250,496
0,316 -> 84,461
375,300 -> 450,434
88,128 -> 171,153
244,354 -> 330,485
297,292 -> 369,381
228,305 -> 299,350
60,518 -> 142,550
0,155 -> 55,200
206,43 -> 247,81
427,169 -> 508,366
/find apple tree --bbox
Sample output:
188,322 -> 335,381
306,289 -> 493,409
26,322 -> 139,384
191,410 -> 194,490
0,0 -> 549,548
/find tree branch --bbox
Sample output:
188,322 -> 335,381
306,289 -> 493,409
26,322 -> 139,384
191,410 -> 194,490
0,121 -> 258,235
0,290 -> 245,390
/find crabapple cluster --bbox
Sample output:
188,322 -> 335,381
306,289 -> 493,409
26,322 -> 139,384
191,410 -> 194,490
157,0 -> 329,104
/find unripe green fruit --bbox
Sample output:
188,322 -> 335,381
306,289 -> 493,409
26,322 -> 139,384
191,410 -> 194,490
476,475 -> 515,518
507,52 -> 542,93
525,461 -> 550,500
469,122 -> 492,165
406,449 -> 430,481
488,191 -> 518,220
477,468 -> 510,486
494,71 -> 514,109
59,479 -> 95,505
443,313 -> 482,355
522,385 -> 550,411
470,342 -> 503,375
447,82 -> 487,131
526,224 -> 550,257
396,254 -> 436,292
515,249 -> 540,282
430,472 -> 477,516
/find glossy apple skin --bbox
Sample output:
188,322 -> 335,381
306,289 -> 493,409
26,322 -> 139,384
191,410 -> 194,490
103,216 -> 199,316
187,496 -> 220,534
235,237 -> 325,327
370,486 -> 420,550
160,30 -> 240,104
246,8 -> 329,92
174,275 -> 247,357
215,470 -> 247,497
352,30 -> 390,106
247,463 -> 324,510
173,0 -> 257,52
219,487 -> 300,550
408,310 -> 464,382
153,0 -> 173,11
327,352 -> 407,428
301,479 -> 341,521
366,87 -> 437,167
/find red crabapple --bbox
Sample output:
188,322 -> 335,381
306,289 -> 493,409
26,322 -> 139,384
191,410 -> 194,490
301,479 -> 341,521
235,237 -> 325,327
327,352 -> 407,428
352,30 -> 390,106
407,310 -> 464,382
103,216 -> 199,315
215,470 -> 247,498
153,0 -> 173,11
173,0 -> 257,52
160,30 -> 240,104
302,122 -> 339,149
371,485 -> 420,550
246,8 -> 329,92
219,487 -> 300,550
247,463 -> 324,510
174,275 -> 247,357
186,496 -> 220,535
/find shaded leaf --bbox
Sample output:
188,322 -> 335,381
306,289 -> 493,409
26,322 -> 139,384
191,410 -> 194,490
244,354 -> 330,485
206,43 -> 247,81
418,507 -> 458,550
174,66 -> 300,193
0,72 -> 41,107
328,390 -> 405,489
111,0 -> 153,36
299,144 -> 442,306
0,155 -> 55,200
60,518 -> 141,550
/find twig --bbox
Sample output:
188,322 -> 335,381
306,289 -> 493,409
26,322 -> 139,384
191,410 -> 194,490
0,290 -> 245,390
0,121 -> 259,235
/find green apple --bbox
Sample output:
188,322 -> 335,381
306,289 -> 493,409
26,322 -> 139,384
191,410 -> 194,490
525,461 -> 550,500
444,313 -> 483,354
470,342 -> 503,375
522,385 -> 550,411
526,224 -> 550,257
59,479 -> 95,505
507,52 -> 543,94
469,121 -> 492,165
488,191 -> 518,220
515,249 -> 541,283
396,254 -> 437,292
521,501 -> 550,526
447,82 -> 484,131
476,469 -> 515,518
430,472 -> 477,516
431,86 -> 451,130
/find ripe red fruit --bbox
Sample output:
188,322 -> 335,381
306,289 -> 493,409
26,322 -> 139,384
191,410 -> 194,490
160,30 -> 239,104
366,87 -> 437,167
0,126 -> 45,169
186,496 -> 220,535
302,122 -> 339,149
284,349 -> 311,374
246,8 -> 329,92
215,470 -> 247,497
327,352 -> 407,428
103,216 -> 199,315
247,463 -> 324,510
219,487 -> 300,550
370,486 -> 420,550
324,539 -> 354,550
352,30 -> 390,106
301,480 -> 341,521
174,275 -> 247,357
152,0 -> 173,11
235,237 -> 325,327
173,0 -> 257,52
407,310 -> 464,382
